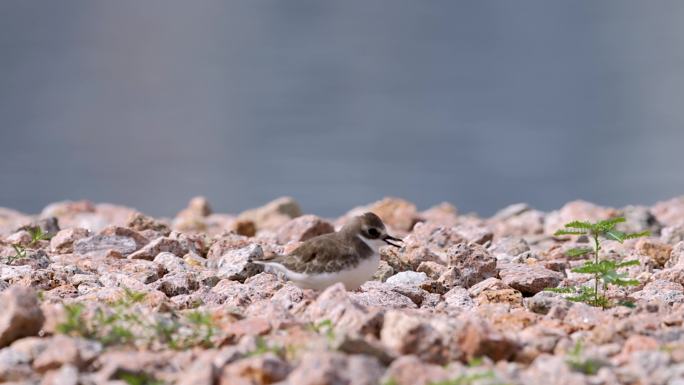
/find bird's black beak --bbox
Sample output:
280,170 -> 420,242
383,235 -> 403,248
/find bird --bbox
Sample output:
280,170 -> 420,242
250,212 -> 402,290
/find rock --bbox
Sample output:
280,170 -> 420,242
214,244 -> 264,282
218,353 -> 289,385
386,271 -> 428,287
72,234 -> 138,257
352,282 -> 418,309
421,202 -> 459,226
153,251 -> 189,273
40,364 -> 79,385
178,196 -> 213,218
127,237 -> 185,260
305,283 -> 383,336
439,287 -> 475,313
380,310 -> 452,364
489,237 -> 531,260
99,226 -> 149,250
382,355 -> 449,385
525,291 -> 570,315
545,200 -> 617,236
0,347 -> 33,382
476,289 -> 523,307
438,243 -> 497,288
457,316 -> 518,361
635,239 -> 672,268
126,212 -> 171,235
238,197 -> 302,231
275,215 -> 334,244
521,354 -> 588,385
468,277 -> 511,297
621,205 -> 662,234
286,351 -> 383,385
667,242 -> 684,268
651,196 -> 684,227
451,224 -> 493,245
661,224 -> 684,245
155,272 -> 199,297
489,203 -> 545,237
416,261 -> 447,280
372,260 -> 394,282
33,336 -> 101,373
49,228 -> 90,254
346,197 -> 420,232
632,280 -> 684,305
0,287 -> 44,347
499,263 -> 563,295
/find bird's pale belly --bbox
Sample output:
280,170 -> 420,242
284,253 -> 380,291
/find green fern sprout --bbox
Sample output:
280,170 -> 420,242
551,217 -> 649,308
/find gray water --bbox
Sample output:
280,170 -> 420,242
1,1 -> 683,218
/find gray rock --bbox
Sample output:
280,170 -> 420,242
215,244 -> 264,282
153,251 -> 189,273
127,237 -> 185,260
632,280 -> 684,305
0,287 -> 44,348
0,347 -> 33,382
73,234 -> 138,257
155,272 -> 199,297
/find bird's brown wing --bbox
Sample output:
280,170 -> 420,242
267,235 -> 365,274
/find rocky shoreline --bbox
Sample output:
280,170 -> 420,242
1,196 -> 684,385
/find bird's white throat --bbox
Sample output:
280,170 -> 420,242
357,235 -> 387,254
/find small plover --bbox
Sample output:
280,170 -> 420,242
251,212 -> 402,290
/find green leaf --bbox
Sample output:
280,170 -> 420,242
616,259 -> 640,268
566,247 -> 593,257
564,221 -> 593,229
545,287 -> 576,294
554,229 -> 588,236
604,230 -> 626,243
624,230 -> 651,240
596,217 -> 626,231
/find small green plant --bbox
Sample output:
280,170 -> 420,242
116,371 -> 164,385
56,287 -> 220,350
246,336 -> 283,357
56,303 -> 92,337
27,226 -> 52,246
310,319 -> 337,346
549,217 -> 649,308
565,341 -> 604,375
428,371 -> 496,385
6,244 -> 28,264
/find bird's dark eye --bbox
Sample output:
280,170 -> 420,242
367,228 -> 380,238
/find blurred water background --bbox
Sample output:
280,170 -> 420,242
1,1 -> 683,217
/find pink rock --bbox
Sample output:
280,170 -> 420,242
275,215 -> 334,244
49,228 -> 90,254
382,355 -> 449,385
651,195 -> 684,227
499,263 -> 563,295
218,353 -> 290,385
32,335 -> 101,373
287,351 -> 384,385
0,286 -> 45,347
456,316 -> 518,361
305,283 -> 383,336
380,310 -> 453,364
544,200 -> 617,236
438,243 -> 497,288
237,196 -> 302,231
